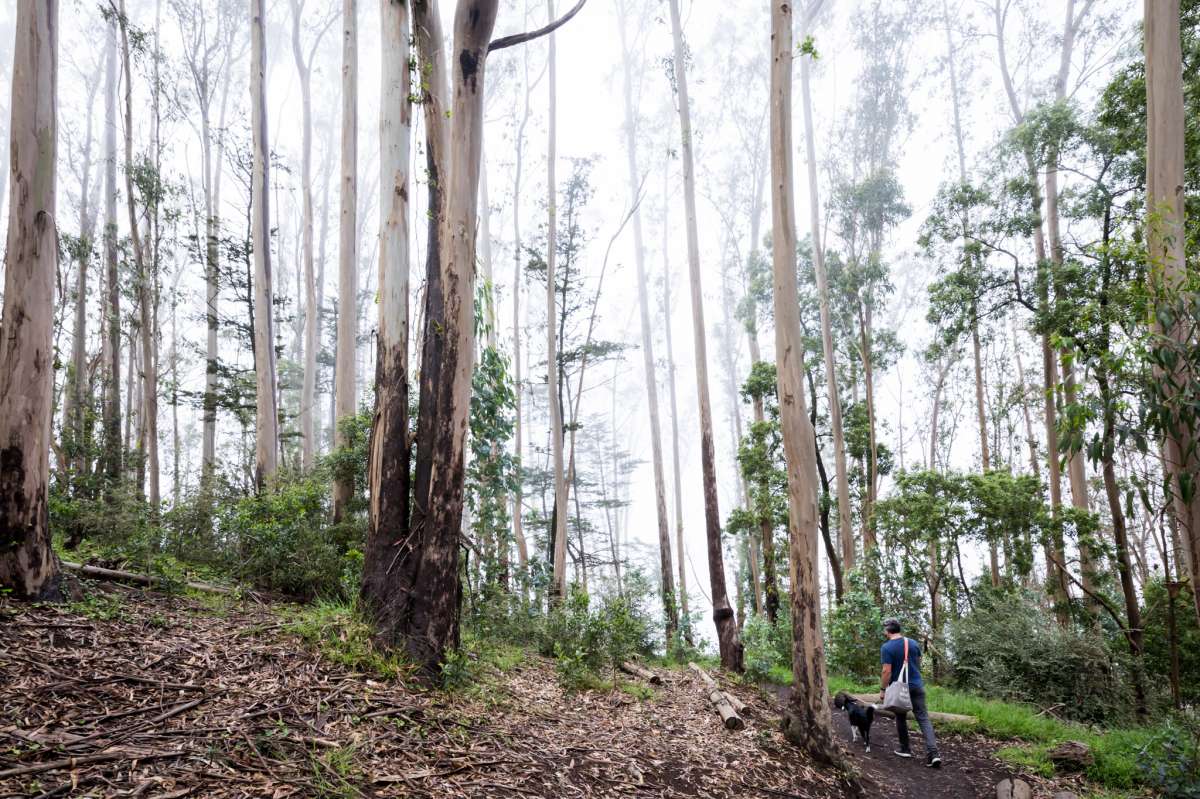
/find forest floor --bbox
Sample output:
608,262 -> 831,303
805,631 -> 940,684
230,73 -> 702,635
1,582 -> 1080,799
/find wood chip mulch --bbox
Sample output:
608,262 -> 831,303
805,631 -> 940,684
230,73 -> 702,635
1,584 -> 847,798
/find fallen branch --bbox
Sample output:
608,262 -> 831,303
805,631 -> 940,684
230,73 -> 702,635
619,661 -> 662,685
0,749 -> 182,780
60,561 -> 233,596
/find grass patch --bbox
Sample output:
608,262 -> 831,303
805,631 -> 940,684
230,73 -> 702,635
619,680 -> 656,702
68,592 -> 126,621
281,600 -> 410,680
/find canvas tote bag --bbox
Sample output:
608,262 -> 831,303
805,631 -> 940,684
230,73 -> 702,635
883,637 -> 913,713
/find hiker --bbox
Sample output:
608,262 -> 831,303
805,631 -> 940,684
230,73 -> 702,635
880,618 -> 942,768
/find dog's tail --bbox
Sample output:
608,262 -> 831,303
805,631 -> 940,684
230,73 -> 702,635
866,705 -> 875,723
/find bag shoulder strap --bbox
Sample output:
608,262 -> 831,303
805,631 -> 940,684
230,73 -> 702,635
900,637 -> 910,684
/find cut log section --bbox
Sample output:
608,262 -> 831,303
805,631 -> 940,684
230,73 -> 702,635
61,561 -> 234,596
708,689 -> 745,730
845,694 -> 975,725
619,661 -> 662,685
688,662 -> 746,730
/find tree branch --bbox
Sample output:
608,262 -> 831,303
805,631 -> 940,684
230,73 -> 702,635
489,0 -> 588,53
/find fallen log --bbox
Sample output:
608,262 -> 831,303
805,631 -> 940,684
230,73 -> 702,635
60,561 -> 234,596
688,663 -> 746,729
687,662 -> 747,715
846,694 -> 975,726
619,661 -> 662,685
708,689 -> 745,730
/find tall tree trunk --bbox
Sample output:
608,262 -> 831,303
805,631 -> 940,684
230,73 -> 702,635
250,0 -> 280,489
66,73 -> 100,492
1146,0 -> 1200,627
117,0 -> 160,514
799,0 -> 853,573
662,225 -> 691,636
291,0 -> 318,471
102,19 -> 122,496
619,11 -> 676,641
667,0 -> 741,671
333,0 -> 359,520
771,0 -> 841,766
0,0 -> 62,600
408,0 -> 450,613
546,0 -> 569,601
361,0 -> 412,641
509,20 -> 532,572
396,0 -> 497,674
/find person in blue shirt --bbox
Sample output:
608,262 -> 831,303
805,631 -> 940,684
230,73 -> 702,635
880,618 -> 941,767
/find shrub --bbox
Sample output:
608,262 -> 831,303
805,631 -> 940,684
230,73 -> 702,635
536,583 -> 654,691
949,588 -> 1134,724
220,471 -> 362,600
825,571 -> 885,682
741,610 -> 792,683
1140,717 -> 1200,799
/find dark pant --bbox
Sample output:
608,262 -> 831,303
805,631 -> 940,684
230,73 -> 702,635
895,685 -> 938,756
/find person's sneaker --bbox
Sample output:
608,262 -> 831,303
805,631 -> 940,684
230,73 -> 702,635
926,753 -> 942,769
893,750 -> 913,758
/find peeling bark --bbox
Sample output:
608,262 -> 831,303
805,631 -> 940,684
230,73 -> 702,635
0,0 -> 63,601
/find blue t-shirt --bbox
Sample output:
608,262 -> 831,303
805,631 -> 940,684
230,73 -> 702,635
881,636 -> 923,689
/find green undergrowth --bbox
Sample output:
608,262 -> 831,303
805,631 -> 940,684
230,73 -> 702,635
814,672 -> 1190,794
279,600 -> 411,681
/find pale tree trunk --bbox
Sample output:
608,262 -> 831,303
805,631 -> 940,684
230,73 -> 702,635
667,0 -> 741,671
360,0 -> 412,640
291,0 -> 320,470
117,0 -> 160,513
102,20 -> 122,494
66,71 -> 101,487
618,9 -> 676,640
858,304 -> 879,555
509,21 -> 533,572
0,0 -> 62,600
546,0 -> 569,601
771,0 -> 841,765
332,0 -> 359,519
662,225 -> 690,633
799,0 -> 853,573
1146,0 -> 1200,627
250,0 -> 279,489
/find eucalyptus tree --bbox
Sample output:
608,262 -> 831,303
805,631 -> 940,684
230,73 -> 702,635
831,0 -> 914,556
798,0 -> 854,574
250,0 -> 279,489
116,0 -> 160,512
0,0 -> 62,600
1144,0 -> 1200,626
618,0 -> 677,641
771,0 -> 842,767
545,0 -> 569,601
288,0 -> 337,470
362,0 -> 588,676
102,17 -> 122,495
666,0 -> 742,671
332,0 -> 358,521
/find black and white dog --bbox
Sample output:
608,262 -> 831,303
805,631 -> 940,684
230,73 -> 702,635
833,692 -> 876,753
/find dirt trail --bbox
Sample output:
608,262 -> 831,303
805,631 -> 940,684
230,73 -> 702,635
775,684 -> 1031,799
